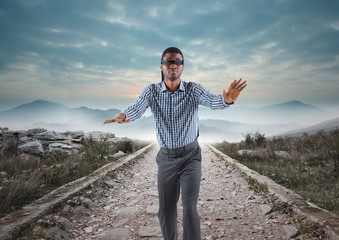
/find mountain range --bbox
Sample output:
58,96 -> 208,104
198,100 -> 335,125
0,100 -> 337,142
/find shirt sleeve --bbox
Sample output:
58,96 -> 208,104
194,83 -> 229,110
123,85 -> 151,121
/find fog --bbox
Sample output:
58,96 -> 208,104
0,100 -> 337,143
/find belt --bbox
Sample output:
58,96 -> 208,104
160,140 -> 199,158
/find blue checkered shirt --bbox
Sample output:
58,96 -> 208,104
123,80 -> 230,149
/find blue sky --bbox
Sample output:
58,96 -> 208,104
1,0 -> 339,112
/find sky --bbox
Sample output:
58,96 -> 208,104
1,0 -> 339,113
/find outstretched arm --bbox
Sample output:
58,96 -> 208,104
223,78 -> 247,104
103,112 -> 131,124
103,85 -> 151,125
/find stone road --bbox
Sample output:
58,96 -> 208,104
41,145 -> 321,240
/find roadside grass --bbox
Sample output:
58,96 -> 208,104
0,138 -> 149,218
244,175 -> 269,195
213,129 -> 339,217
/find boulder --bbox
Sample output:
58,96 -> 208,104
274,150 -> 291,160
18,140 -> 44,155
19,136 -> 32,144
113,150 -> 125,158
65,130 -> 84,139
83,131 -> 115,141
35,130 -> 71,141
2,128 -> 127,159
27,128 -> 47,136
238,149 -> 255,157
47,143 -> 72,155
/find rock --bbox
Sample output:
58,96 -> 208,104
97,228 -> 130,240
27,128 -> 47,136
83,131 -> 115,141
65,130 -> 84,139
113,150 -> 125,158
84,226 -> 93,233
57,216 -> 75,231
104,179 -> 117,188
145,205 -> 158,214
45,226 -> 69,240
138,226 -> 162,237
47,142 -> 78,155
1,128 -> 120,159
0,127 -> 9,133
274,151 -> 292,160
238,149 -> 255,157
114,206 -> 141,217
258,204 -> 273,215
19,136 -> 32,143
18,140 -> 44,155
81,198 -> 95,209
282,225 -> 299,239
35,130 -> 71,141
112,218 -> 130,228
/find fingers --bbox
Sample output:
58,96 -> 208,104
103,119 -> 115,124
124,118 -> 131,123
231,78 -> 247,92
103,115 -> 130,124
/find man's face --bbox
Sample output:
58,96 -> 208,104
161,52 -> 184,82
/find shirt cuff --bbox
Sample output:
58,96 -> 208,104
221,96 -> 233,107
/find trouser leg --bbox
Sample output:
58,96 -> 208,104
180,145 -> 202,240
157,150 -> 180,240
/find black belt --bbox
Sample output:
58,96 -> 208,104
160,140 -> 198,158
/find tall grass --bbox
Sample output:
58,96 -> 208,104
213,129 -> 339,216
0,138 -> 149,218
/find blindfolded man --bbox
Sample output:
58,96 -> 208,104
104,47 -> 247,240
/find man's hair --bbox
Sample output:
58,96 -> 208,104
161,47 -> 184,81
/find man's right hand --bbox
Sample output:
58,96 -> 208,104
103,113 -> 131,124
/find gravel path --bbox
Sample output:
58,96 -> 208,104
39,144 -> 317,240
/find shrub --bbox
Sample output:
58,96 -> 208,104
241,132 -> 266,148
43,164 -> 69,186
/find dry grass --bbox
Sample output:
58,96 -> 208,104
213,129 -> 339,217
0,138 -> 149,218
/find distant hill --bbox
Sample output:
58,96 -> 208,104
0,100 -> 120,132
272,116 -> 339,137
198,119 -> 301,142
199,100 -> 335,125
0,100 -> 69,121
0,99 -> 337,142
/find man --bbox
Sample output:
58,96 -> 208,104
104,47 -> 247,240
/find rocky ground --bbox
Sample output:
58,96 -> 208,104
24,144 -> 328,240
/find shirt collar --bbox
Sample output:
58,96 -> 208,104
161,80 -> 185,92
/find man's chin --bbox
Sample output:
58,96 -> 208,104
167,75 -> 180,81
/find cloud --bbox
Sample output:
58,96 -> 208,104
0,0 -> 338,111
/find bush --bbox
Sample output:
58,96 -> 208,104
43,164 -> 69,186
242,132 -> 266,148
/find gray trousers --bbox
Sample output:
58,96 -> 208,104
156,140 -> 201,240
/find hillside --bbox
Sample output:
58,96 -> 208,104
199,100 -> 335,125
272,116 -> 339,137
